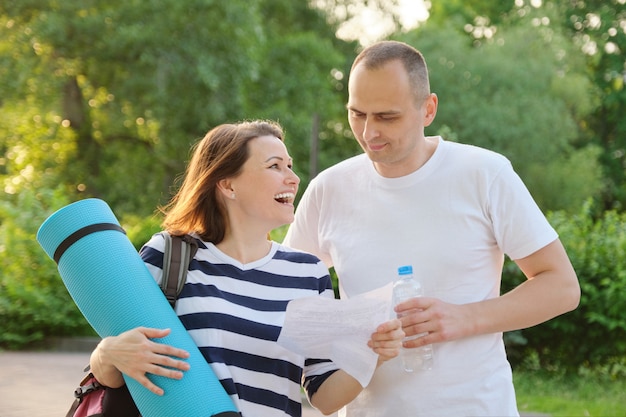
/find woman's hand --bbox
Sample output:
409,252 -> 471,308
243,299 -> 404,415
93,327 -> 190,395
367,318 -> 404,366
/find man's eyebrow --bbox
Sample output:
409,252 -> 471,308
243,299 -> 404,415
346,105 -> 401,117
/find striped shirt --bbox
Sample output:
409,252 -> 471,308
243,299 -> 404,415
140,234 -> 338,417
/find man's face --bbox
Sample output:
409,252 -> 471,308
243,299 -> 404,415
347,59 -> 435,177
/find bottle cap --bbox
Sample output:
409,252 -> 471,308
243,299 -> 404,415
398,265 -> 413,275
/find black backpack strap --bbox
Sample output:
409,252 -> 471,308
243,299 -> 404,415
160,232 -> 198,308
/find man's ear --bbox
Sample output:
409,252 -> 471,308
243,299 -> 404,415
423,93 -> 438,127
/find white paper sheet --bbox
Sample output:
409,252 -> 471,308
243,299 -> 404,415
277,283 -> 393,387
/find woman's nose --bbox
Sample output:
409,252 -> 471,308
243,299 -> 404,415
287,170 -> 300,185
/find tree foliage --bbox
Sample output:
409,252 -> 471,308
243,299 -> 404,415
245,0 -> 360,184
550,0 -> 626,210
1,0 -> 279,214
1,0 -> 625,366
504,205 -> 626,371
397,18 -> 603,212
0,0 -> 352,347
430,0 -> 626,209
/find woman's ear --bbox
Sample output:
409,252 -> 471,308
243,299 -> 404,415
217,179 -> 235,200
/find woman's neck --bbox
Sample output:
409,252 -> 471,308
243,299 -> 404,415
215,234 -> 272,264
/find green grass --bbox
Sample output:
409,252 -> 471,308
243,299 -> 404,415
514,370 -> 626,416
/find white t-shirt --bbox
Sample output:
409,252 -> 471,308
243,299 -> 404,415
284,137 -> 557,416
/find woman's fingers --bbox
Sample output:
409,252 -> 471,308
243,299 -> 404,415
148,350 -> 191,374
368,318 -> 404,363
103,327 -> 192,395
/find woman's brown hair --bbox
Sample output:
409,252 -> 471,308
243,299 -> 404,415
160,120 -> 284,243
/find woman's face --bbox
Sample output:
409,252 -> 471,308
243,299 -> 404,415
228,135 -> 300,230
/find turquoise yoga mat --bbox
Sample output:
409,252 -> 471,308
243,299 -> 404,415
37,198 -> 239,417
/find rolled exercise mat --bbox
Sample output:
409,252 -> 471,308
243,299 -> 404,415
37,198 -> 239,417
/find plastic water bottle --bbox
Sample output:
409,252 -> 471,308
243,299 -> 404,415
392,265 -> 434,372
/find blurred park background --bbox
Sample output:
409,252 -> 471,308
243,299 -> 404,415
1,1 -> 626,414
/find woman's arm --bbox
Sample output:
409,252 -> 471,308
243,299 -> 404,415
89,327 -> 191,396
309,319 -> 403,415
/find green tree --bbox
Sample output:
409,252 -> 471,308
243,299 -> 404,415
0,0 -> 358,212
396,19 -> 603,212
244,0 -> 361,184
428,0 -> 626,211
0,0 -> 354,347
543,0 -> 626,210
1,0 -> 266,216
428,0 -> 516,27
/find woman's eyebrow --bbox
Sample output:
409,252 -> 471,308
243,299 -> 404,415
264,156 -> 293,163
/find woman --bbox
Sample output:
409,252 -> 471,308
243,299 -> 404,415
89,120 -> 403,417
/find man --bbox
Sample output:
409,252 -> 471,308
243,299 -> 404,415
284,40 -> 580,416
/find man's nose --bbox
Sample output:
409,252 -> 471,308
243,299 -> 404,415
363,118 -> 379,141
